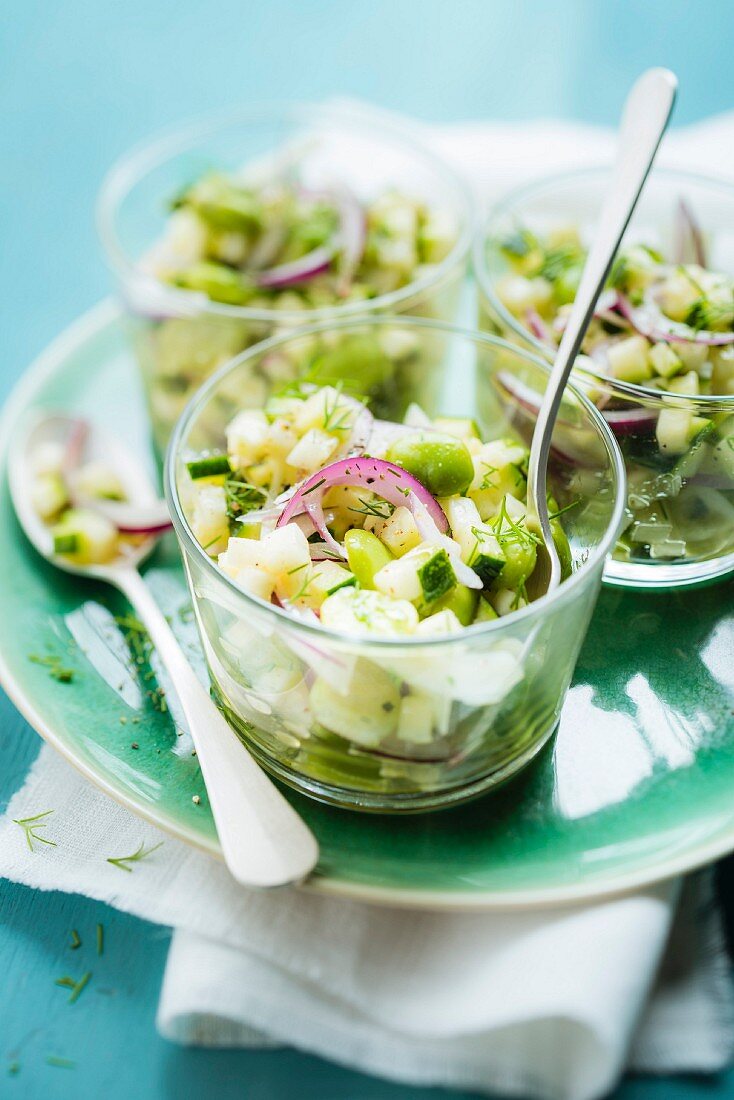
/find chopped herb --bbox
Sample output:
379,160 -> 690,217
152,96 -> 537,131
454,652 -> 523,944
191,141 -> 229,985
224,471 -> 266,524
498,226 -> 538,260
200,534 -> 223,551
13,810 -> 57,852
69,929 -> 81,950
107,841 -> 163,872
321,383 -> 354,434
7,1062 -> 20,1076
45,1056 -> 75,1070
348,496 -> 394,520
28,652 -> 75,683
96,923 -> 104,956
302,477 -> 327,496
114,614 -> 152,664
478,463 -> 498,490
548,497 -> 581,521
55,971 -> 92,1003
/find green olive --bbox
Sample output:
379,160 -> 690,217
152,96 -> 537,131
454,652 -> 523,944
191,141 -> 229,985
344,529 -> 393,589
386,433 -> 474,496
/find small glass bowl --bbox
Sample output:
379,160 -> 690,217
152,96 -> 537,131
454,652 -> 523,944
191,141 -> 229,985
474,167 -> 734,588
97,102 -> 474,457
166,317 -> 625,812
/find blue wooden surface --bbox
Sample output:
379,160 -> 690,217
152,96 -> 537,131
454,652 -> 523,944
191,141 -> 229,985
2,2 -> 734,1096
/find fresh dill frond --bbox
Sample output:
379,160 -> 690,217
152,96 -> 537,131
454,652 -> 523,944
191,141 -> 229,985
69,929 -> 81,950
106,841 -> 163,873
13,810 -> 57,852
28,652 -> 75,683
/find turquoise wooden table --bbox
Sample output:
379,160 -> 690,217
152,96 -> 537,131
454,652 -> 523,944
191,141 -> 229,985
3,2 -> 734,1096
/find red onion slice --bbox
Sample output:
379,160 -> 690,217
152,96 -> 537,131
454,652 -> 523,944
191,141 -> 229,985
276,454 -> 451,563
76,497 -> 173,535
256,245 -> 333,289
525,308 -> 552,344
617,293 -> 734,346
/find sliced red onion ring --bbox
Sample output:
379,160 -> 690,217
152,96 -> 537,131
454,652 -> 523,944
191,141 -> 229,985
276,455 -> 451,563
599,407 -> 658,436
617,293 -> 734,346
525,308 -> 552,343
256,245 -> 333,289
75,497 -> 173,535
674,197 -> 707,268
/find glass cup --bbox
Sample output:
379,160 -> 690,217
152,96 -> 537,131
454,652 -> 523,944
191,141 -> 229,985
474,168 -> 734,588
97,103 -> 474,457
166,318 -> 625,812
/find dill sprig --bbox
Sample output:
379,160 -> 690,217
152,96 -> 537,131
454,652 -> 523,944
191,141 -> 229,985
224,470 -> 266,523
96,923 -> 104,956
106,841 -> 163,873
55,971 -> 92,1004
490,497 -> 543,549
321,383 -> 353,434
69,929 -> 81,950
45,1056 -> 75,1070
13,810 -> 57,852
348,496 -> 394,520
548,497 -> 581,521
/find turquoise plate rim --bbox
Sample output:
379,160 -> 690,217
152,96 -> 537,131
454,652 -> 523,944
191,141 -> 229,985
2,299 -> 734,912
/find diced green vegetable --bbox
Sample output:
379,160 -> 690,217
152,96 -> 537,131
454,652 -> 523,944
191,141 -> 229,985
187,455 -> 232,480
386,432 -> 474,496
344,529 -> 393,589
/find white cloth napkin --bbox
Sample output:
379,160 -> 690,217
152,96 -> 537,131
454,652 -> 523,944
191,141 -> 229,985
4,107 -> 734,1100
1,745 -> 733,1100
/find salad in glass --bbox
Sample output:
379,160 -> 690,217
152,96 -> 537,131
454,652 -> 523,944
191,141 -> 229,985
476,168 -> 734,588
98,104 -> 473,455
168,318 -> 625,811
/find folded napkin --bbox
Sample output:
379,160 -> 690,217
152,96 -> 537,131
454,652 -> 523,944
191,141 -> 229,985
4,107 -> 734,1100
2,745 -> 733,1100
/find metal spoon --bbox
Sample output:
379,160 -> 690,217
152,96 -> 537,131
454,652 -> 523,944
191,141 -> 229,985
9,412 -> 319,888
528,68 -> 678,591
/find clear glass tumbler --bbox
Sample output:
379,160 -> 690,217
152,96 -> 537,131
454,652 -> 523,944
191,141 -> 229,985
98,102 -> 473,457
166,318 -> 625,811
474,168 -> 734,588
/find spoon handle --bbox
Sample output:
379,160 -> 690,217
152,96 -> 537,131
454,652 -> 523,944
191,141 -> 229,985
528,68 -> 678,587
114,567 -> 319,888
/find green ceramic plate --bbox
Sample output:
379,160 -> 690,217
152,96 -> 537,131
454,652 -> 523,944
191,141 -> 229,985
2,301 -> 734,911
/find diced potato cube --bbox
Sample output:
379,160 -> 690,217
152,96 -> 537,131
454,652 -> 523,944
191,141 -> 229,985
415,609 -> 463,635
378,506 -> 422,557
226,410 -> 270,466
286,428 -> 339,473
192,485 -> 229,556
648,342 -> 682,379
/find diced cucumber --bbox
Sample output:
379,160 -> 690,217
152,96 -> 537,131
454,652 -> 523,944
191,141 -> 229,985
309,660 -> 401,747
443,496 -> 506,584
474,594 -> 499,623
51,508 -> 119,565
187,454 -> 232,480
648,342 -> 682,379
344,529 -> 393,589
606,336 -> 652,383
431,583 -> 479,626
320,587 -> 418,637
376,505 -> 422,557
656,408 -> 712,456
173,261 -> 254,306
432,417 -> 481,443
374,544 -> 456,606
396,694 -> 436,745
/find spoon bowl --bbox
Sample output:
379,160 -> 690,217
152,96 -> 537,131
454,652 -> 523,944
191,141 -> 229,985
9,411 -> 320,888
